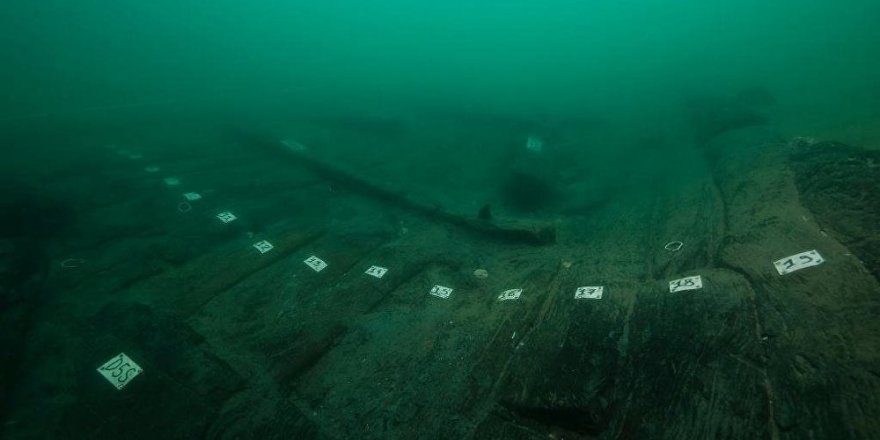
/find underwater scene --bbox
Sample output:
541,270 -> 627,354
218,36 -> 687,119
1,1 -> 879,439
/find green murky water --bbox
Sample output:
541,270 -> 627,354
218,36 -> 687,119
2,2 -> 879,439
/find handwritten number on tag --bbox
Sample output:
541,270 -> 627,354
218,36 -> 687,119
100,356 -> 137,383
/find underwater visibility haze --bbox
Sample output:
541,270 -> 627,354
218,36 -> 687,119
1,1 -> 880,439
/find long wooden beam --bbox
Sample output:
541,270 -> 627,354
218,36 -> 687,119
229,129 -> 556,245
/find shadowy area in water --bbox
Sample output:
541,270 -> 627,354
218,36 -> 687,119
311,114 -> 411,139
686,88 -> 773,143
500,171 -> 561,213
0,179 -> 76,423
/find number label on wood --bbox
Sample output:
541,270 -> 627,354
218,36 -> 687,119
97,353 -> 143,390
365,265 -> 388,278
429,285 -> 453,299
303,256 -> 328,272
498,288 -> 523,301
253,240 -> 274,254
182,192 -> 202,201
773,250 -> 824,275
216,211 -> 237,223
575,286 -> 604,300
669,275 -> 702,293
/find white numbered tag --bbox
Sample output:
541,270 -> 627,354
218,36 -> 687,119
429,285 -> 453,299
164,177 -> 181,186
669,275 -> 702,293
144,166 -> 160,173
365,265 -> 388,278
773,250 -> 824,275
303,256 -> 328,272
182,192 -> 202,201
575,286 -> 604,300
97,353 -> 143,390
498,288 -> 523,301
253,240 -> 274,254
526,135 -> 543,153
216,211 -> 237,223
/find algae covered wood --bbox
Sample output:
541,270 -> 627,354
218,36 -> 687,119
230,128 -> 557,245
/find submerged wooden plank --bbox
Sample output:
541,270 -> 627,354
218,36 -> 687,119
138,228 -> 326,316
227,129 -> 557,245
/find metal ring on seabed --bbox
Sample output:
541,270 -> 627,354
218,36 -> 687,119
177,202 -> 192,213
664,241 -> 684,252
60,258 -> 84,268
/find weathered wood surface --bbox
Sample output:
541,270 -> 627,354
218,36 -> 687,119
2,125 -> 879,440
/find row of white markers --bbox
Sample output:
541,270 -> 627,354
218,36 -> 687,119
95,152 -> 828,391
